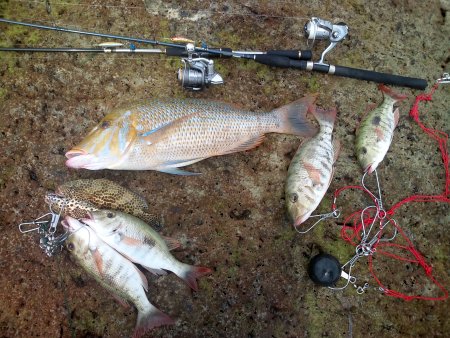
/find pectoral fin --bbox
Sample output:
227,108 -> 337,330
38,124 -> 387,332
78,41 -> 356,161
92,248 -> 104,276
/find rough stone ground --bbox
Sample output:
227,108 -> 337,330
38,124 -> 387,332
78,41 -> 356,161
0,1 -> 449,337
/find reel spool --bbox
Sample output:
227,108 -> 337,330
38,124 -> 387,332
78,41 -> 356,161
177,43 -> 224,91
304,17 -> 348,64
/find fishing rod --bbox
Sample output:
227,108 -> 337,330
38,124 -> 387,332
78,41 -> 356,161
0,17 -> 427,90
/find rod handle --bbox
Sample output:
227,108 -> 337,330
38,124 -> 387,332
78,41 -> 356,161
330,65 -> 427,90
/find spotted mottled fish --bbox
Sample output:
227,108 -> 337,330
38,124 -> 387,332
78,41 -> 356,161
63,216 -> 174,338
65,97 -> 318,174
285,106 -> 339,226
45,178 -> 162,229
83,210 -> 212,291
355,84 -> 407,174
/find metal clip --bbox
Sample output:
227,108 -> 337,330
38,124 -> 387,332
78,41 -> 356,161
356,282 -> 370,294
436,73 -> 450,84
294,209 -> 341,234
18,200 -> 68,256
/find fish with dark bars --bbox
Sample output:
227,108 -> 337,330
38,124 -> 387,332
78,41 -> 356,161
355,84 -> 407,174
65,97 -> 318,174
285,106 -> 339,226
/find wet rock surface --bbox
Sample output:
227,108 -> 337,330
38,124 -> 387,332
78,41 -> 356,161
0,1 -> 449,337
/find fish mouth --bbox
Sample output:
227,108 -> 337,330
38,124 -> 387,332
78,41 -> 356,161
81,212 -> 94,226
62,216 -> 77,231
65,148 -> 87,159
65,149 -> 105,170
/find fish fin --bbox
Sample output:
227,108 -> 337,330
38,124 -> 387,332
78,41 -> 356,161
303,161 -> 322,186
132,265 -> 149,292
142,266 -> 168,276
162,236 -> 182,250
222,135 -> 266,154
133,306 -> 175,338
92,248 -> 104,276
141,212 -> 164,231
393,107 -> 400,127
272,94 -> 319,137
162,157 -> 207,168
111,293 -> 131,309
356,103 -> 377,134
158,167 -> 201,176
122,235 -> 143,246
140,113 -> 198,145
332,138 -> 341,164
181,265 -> 212,291
378,84 -> 408,102
311,106 -> 337,127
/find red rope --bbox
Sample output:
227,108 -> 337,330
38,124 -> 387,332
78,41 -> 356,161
333,81 -> 449,301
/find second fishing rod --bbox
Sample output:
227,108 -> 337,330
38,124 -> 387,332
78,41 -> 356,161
0,17 -> 427,90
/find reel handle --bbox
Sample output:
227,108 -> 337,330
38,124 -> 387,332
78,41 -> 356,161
252,55 -> 427,90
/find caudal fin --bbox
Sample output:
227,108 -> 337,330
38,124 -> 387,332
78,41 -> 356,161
272,94 -> 318,137
133,307 -> 175,338
180,265 -> 212,291
310,106 -> 337,128
378,84 -> 408,102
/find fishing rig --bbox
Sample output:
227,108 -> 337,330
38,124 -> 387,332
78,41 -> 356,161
0,17 -> 427,90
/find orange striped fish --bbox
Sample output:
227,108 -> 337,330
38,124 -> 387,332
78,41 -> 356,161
65,97 -> 318,174
355,84 -> 407,174
285,106 -> 339,227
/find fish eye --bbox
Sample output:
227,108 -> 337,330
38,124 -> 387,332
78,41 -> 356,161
100,121 -> 111,129
107,212 -> 115,218
290,193 -> 299,203
67,243 -> 75,251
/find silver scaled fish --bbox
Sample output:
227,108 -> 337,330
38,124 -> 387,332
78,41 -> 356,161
65,97 -> 318,174
285,106 -> 339,226
45,178 -> 162,229
82,210 -> 211,291
63,216 -> 174,338
355,84 -> 407,174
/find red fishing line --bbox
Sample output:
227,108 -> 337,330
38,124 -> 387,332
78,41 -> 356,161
332,80 -> 449,301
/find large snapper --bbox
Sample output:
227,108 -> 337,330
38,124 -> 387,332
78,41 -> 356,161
82,210 -> 211,291
63,216 -> 174,338
355,84 -> 407,173
285,106 -> 339,226
65,97 -> 318,174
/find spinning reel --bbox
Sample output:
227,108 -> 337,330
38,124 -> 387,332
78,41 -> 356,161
177,43 -> 224,91
304,17 -> 349,64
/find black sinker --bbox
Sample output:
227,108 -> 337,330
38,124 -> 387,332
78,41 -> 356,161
308,253 -> 341,286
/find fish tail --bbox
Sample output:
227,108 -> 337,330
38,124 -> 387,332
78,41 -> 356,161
310,106 -> 337,128
378,84 -> 408,102
272,94 -> 318,137
133,306 -> 175,338
180,265 -> 212,291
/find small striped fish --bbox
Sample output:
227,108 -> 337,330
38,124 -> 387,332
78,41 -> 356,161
285,106 -> 339,226
65,97 -> 318,174
63,216 -> 174,338
355,84 -> 407,173
83,210 -> 211,291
